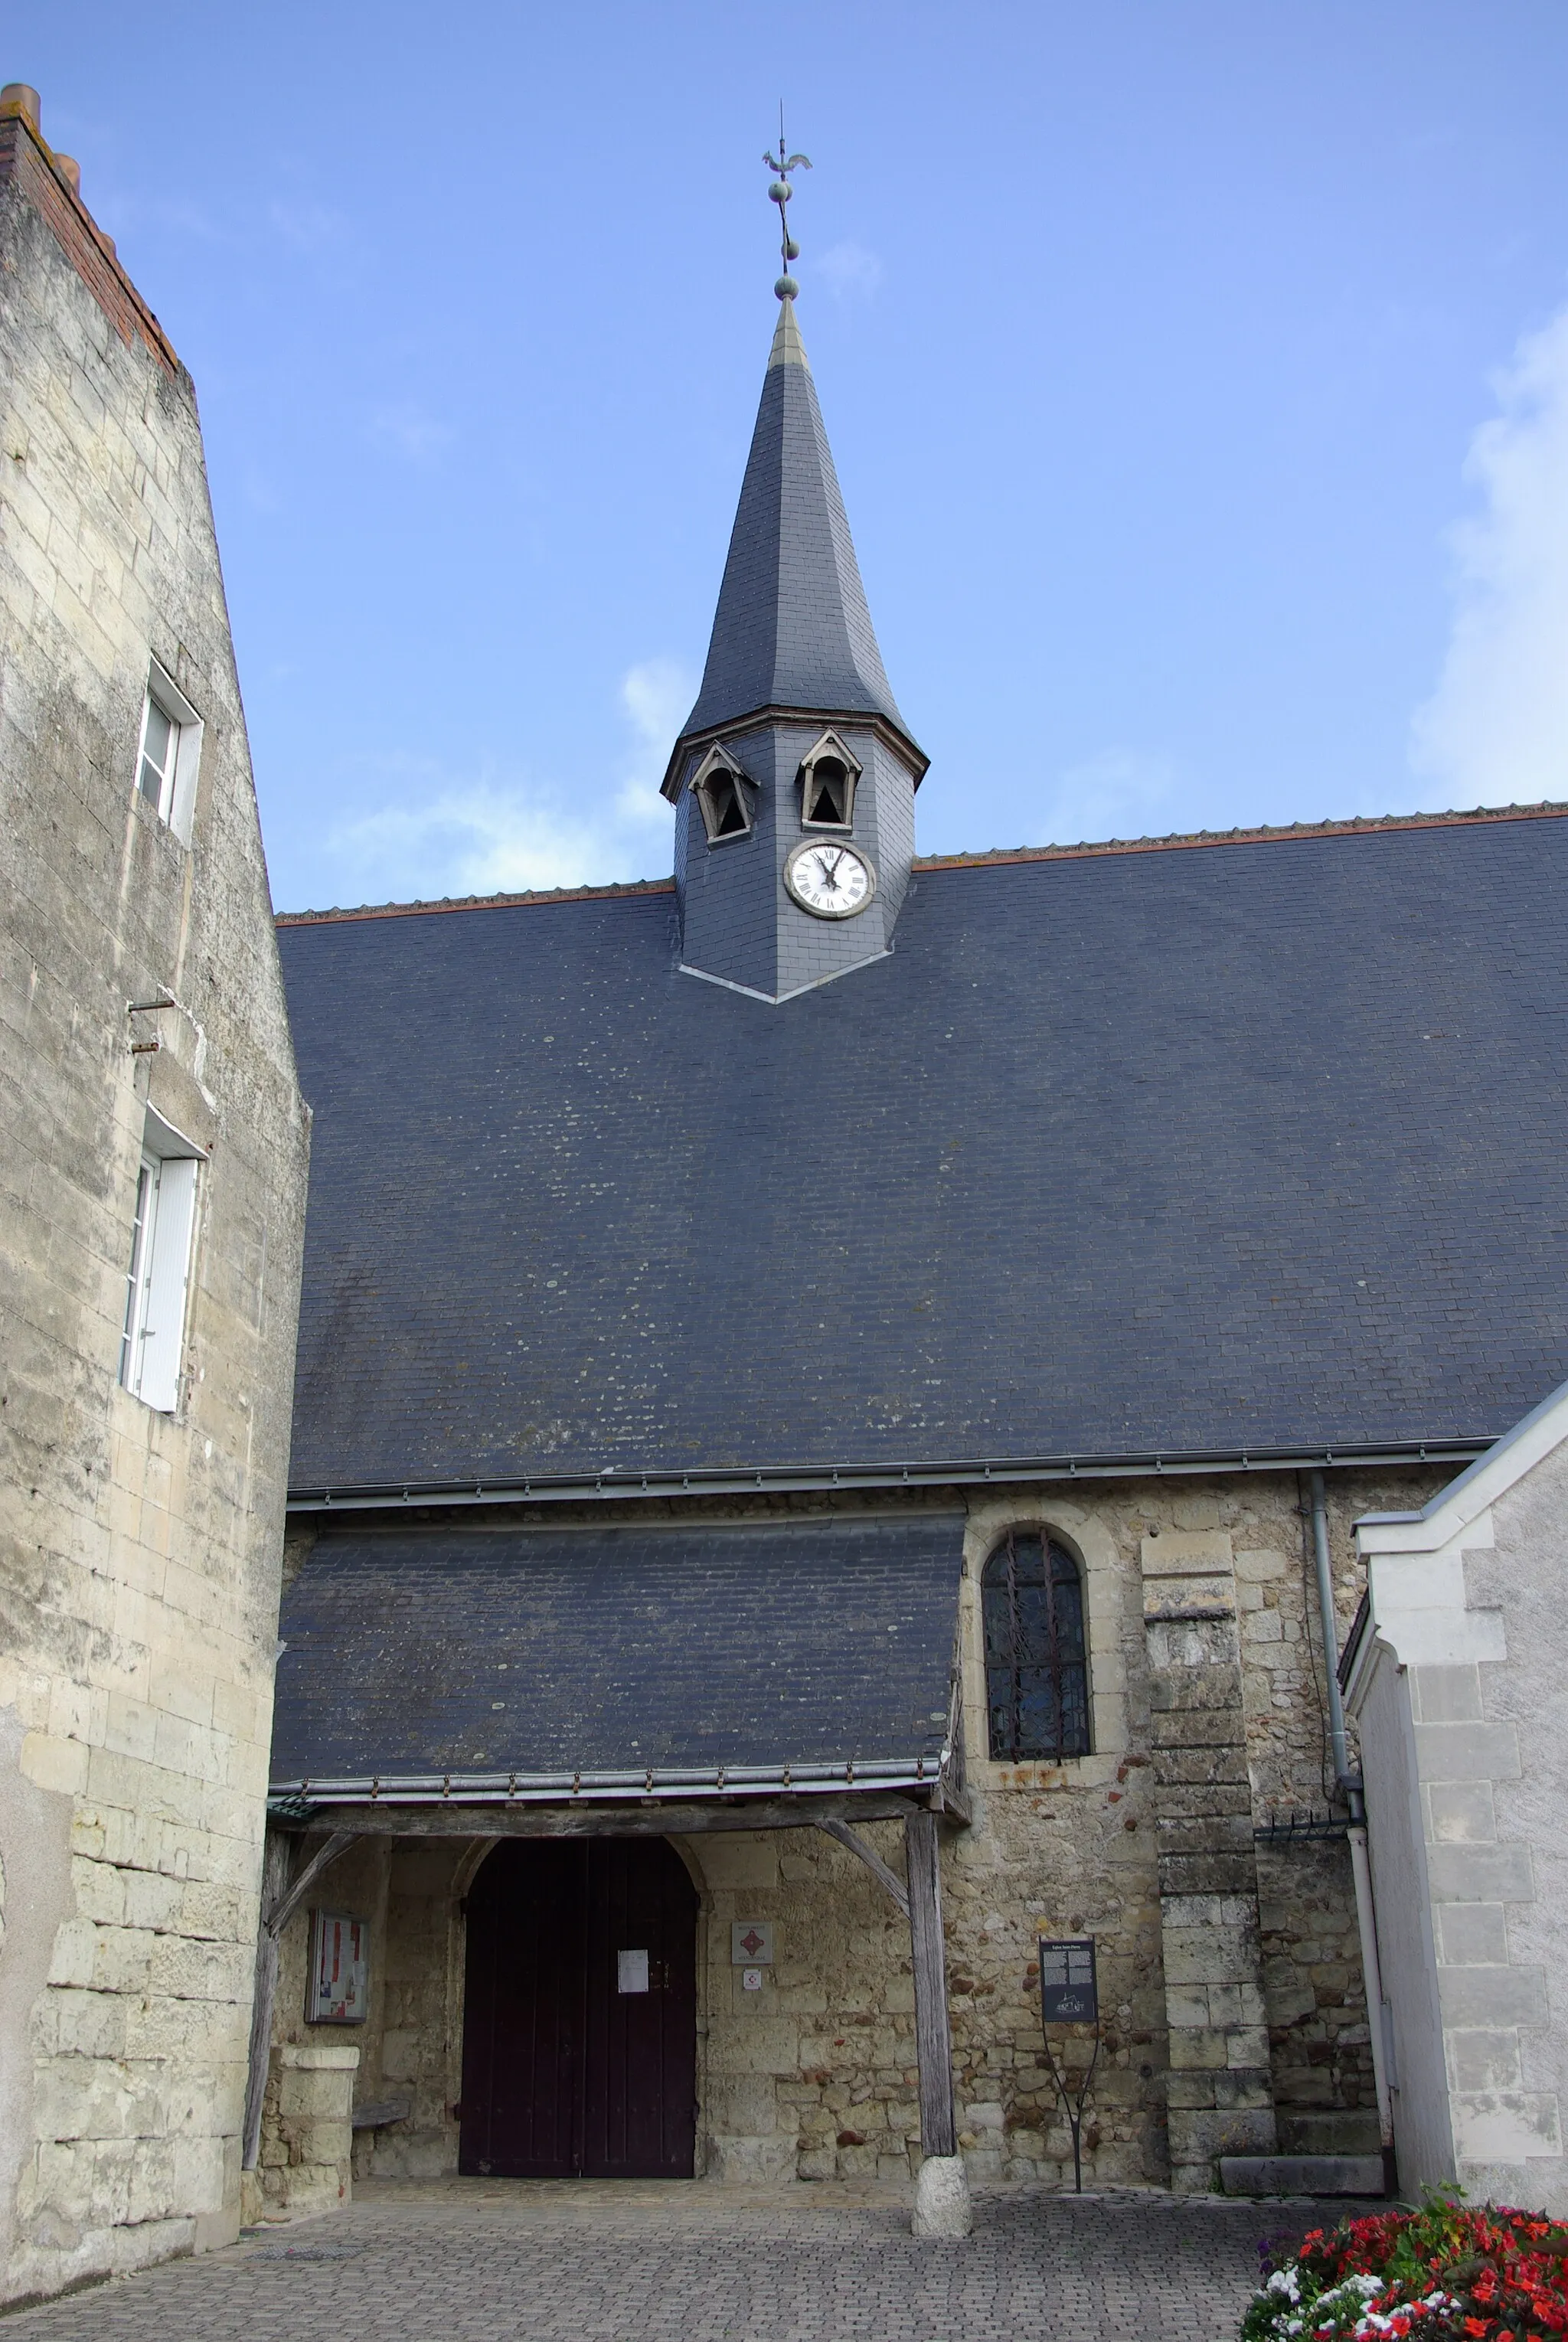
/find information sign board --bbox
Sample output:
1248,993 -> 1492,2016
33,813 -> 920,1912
1038,1937 -> 1098,2024
306,1909 -> 368,2024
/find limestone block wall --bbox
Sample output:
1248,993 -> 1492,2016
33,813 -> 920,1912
1465,1442 -> 1568,2206
270,1465 -> 1439,2190
1352,1427 -> 1568,2212
1139,1528 -> 1276,2189
0,97 -> 308,2304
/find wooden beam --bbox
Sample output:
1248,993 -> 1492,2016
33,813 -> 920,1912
267,1827 -> 356,1936
242,1828 -> 292,2171
905,1808 -> 957,2159
281,1794 -> 920,1841
929,1775 -> 973,1826
818,1818 -> 910,1918
240,1826 -> 356,2174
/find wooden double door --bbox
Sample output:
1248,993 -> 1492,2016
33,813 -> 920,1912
459,1837 -> 698,2179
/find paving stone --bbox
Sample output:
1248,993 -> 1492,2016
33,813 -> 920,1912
0,2180 -> 1354,2342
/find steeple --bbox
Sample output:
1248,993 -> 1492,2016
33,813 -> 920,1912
664,149 -> 926,1005
663,299 -> 921,766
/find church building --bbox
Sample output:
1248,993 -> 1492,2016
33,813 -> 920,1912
256,234 -> 1568,2223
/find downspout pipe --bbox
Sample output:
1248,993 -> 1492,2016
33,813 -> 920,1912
1306,1470 -> 1396,2176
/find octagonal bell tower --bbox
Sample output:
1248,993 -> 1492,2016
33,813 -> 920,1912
661,289 -> 927,1004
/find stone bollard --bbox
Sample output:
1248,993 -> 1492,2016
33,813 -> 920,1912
911,2154 -> 972,2239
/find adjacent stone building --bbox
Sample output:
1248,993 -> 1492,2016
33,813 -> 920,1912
256,263 -> 1568,2220
1347,1378 -> 1568,2213
0,87 -> 309,2304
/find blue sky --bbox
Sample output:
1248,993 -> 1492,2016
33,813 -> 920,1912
13,2 -> 1568,910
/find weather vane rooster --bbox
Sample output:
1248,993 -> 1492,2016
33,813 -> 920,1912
764,108 -> 811,300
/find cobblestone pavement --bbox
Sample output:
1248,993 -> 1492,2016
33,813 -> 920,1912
2,2180 -> 1341,2342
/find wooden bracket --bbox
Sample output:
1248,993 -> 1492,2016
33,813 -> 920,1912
817,1817 -> 910,1918
265,1827 -> 355,1938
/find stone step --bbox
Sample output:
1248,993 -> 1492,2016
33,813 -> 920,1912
1219,2154 -> 1386,2197
1276,2111 -> 1381,2157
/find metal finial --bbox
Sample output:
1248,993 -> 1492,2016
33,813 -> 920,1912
763,104 -> 810,299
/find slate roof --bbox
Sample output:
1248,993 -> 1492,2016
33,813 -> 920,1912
270,1514 -> 964,1792
670,301 -> 915,766
277,808 -> 1568,1495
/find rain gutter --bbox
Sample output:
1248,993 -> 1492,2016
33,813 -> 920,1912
286,1437 -> 1483,1517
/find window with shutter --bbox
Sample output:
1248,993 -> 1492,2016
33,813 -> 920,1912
136,663 -> 203,842
119,1122 -> 201,1412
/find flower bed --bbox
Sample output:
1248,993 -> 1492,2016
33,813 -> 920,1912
1243,2193 -> 1568,2342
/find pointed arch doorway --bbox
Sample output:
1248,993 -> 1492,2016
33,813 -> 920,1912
459,1837 -> 698,2179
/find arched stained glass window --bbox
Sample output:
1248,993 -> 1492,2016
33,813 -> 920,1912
982,1532 -> 1090,1762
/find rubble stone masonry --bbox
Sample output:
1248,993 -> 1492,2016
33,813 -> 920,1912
272,1468 -> 1438,2193
0,93 -> 308,2305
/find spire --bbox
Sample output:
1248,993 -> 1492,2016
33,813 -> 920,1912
665,136 -> 925,1006
664,300 -> 921,785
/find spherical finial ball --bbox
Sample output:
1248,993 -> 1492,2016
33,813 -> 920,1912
775,273 -> 799,300
768,179 -> 791,204
784,238 -> 799,260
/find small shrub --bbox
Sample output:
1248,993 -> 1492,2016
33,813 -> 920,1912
1243,2190 -> 1568,2342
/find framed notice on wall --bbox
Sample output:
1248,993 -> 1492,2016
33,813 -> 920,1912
307,1909 -> 368,2024
1038,1937 -> 1098,2024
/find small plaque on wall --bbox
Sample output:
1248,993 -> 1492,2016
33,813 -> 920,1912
307,1910 -> 368,2024
731,1921 -> 774,1966
1038,1937 -> 1097,2024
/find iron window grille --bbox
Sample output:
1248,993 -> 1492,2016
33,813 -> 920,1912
982,1531 -> 1090,1761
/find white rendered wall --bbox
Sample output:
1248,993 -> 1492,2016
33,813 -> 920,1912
1352,1416 -> 1568,2210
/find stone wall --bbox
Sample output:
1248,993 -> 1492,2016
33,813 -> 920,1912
1351,1419 -> 1568,2211
266,1464 -> 1442,2192
0,96 -> 308,2304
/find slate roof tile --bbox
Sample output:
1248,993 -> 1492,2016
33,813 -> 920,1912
676,302 -> 910,750
277,816 -> 1568,1489
271,1515 -> 964,1782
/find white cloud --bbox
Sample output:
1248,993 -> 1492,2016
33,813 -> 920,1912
328,776 -> 606,898
369,402 -> 454,463
1412,302 -> 1568,807
320,658 -> 691,905
268,195 -> 354,254
818,240 -> 884,303
614,657 -> 691,825
1030,749 -> 1178,848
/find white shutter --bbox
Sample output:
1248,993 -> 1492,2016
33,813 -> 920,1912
137,1155 -> 198,1412
167,709 -> 204,841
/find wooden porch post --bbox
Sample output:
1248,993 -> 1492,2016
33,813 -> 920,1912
242,1827 -> 292,2172
242,1825 -> 356,2172
904,1808 -> 956,2159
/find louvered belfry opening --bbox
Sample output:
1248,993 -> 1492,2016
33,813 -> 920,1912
802,756 -> 851,827
709,770 -> 746,836
982,1531 -> 1090,1762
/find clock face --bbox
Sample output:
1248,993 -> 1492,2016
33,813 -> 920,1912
784,839 -> 877,919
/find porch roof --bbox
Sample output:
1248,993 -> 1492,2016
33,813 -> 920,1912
270,1513 -> 965,1807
